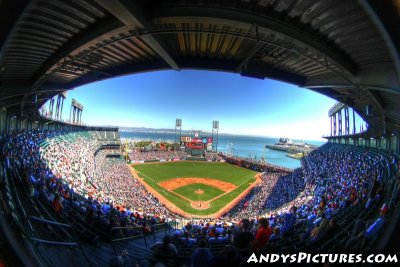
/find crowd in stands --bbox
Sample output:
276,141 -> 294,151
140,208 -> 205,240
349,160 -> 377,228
92,161 -> 173,218
40,133 -> 100,197
224,168 -> 305,219
128,149 -> 222,162
129,149 -> 186,162
205,152 -> 223,161
0,130 -> 179,239
1,129 -> 399,267
220,154 -> 293,173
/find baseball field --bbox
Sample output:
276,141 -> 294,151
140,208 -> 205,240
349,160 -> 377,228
130,161 -> 260,217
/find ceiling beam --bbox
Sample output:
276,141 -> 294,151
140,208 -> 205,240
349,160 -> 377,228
236,24 -> 263,72
0,81 -> 67,101
359,0 -> 400,85
150,5 -> 357,76
30,17 -> 123,89
64,60 -> 171,90
97,0 -> 180,71
303,84 -> 400,96
0,0 -> 31,58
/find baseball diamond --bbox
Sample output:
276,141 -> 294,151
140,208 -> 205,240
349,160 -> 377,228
129,161 -> 260,217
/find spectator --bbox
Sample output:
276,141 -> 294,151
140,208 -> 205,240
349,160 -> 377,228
51,193 -> 63,214
269,227 -> 282,242
191,239 -> 214,267
151,235 -> 178,258
252,218 -> 272,250
233,219 -> 254,253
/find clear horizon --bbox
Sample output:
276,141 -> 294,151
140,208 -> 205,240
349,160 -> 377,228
44,69 -> 365,141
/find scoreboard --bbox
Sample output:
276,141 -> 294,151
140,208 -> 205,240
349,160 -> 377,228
180,136 -> 192,142
180,136 -> 213,151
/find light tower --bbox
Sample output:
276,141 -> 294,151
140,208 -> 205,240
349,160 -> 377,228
175,118 -> 182,144
212,120 -> 219,152
55,92 -> 67,121
227,142 -> 234,156
69,98 -> 84,125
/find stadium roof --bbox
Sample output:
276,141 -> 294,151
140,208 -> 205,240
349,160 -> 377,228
0,0 -> 399,136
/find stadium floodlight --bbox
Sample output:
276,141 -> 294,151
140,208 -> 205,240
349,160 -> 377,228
213,120 -> 219,129
175,118 -> 182,144
212,120 -> 219,152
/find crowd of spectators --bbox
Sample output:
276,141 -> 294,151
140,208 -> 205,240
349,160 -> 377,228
220,154 -> 293,173
92,161 -> 173,218
40,133 -> 100,198
228,142 -> 396,224
2,129 -> 398,266
0,130 -> 181,238
128,149 -> 187,162
224,168 -> 305,220
128,149 -> 223,162
38,133 -> 173,218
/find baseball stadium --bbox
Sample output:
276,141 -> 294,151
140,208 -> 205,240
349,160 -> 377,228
0,1 -> 400,267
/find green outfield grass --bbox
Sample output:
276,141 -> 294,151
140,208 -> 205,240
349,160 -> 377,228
132,161 -> 258,216
173,183 -> 224,202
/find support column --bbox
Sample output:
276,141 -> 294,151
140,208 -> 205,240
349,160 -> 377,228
338,110 -> 342,136
55,95 -> 61,120
60,97 -> 64,121
69,104 -> 73,124
72,107 -> 77,124
344,107 -> 350,135
365,138 -> 370,147
330,116 -> 333,137
333,113 -> 337,136
49,98 -> 55,118
352,109 -> 356,134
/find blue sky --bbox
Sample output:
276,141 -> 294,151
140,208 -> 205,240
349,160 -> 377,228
45,70 -> 364,141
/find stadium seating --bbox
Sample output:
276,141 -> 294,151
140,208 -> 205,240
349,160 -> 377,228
0,129 -> 398,266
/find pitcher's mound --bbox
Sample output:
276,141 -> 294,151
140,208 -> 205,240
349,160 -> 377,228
194,189 -> 204,195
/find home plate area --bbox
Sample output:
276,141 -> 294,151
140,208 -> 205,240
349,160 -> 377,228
191,201 -> 210,210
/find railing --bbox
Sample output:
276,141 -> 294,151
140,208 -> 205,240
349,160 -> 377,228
29,216 -> 92,266
110,225 -> 147,254
151,222 -> 171,243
